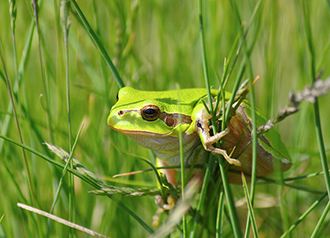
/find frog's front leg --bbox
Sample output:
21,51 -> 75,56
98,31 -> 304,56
197,117 -> 242,167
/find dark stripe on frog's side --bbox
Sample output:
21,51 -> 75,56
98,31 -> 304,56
159,112 -> 192,127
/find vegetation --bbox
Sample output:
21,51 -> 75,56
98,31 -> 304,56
0,0 -> 330,237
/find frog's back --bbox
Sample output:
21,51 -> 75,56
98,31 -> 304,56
117,87 -> 229,115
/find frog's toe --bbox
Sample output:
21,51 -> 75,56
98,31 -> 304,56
226,157 -> 242,167
155,195 -> 176,210
153,195 -> 177,227
205,145 -> 242,167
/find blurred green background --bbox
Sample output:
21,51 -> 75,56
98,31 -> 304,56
0,0 -> 330,237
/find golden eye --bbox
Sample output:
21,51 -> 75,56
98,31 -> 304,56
141,105 -> 160,121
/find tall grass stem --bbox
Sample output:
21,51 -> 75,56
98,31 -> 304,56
301,0 -> 330,198
70,0 -> 125,89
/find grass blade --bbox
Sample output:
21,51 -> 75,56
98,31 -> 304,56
70,0 -> 124,89
301,0 -> 330,199
242,173 -> 259,238
46,123 -> 83,235
0,133 -> 154,234
60,1 -> 75,236
0,34 -> 38,230
18,203 -> 110,238
32,0 -> 54,144
311,200 -> 330,237
280,192 -> 327,237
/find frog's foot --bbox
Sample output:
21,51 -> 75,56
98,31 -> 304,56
155,195 -> 176,210
197,119 -> 241,167
152,195 -> 176,227
205,144 -> 241,167
152,208 -> 163,228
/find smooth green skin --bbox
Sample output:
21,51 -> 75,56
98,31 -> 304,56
108,87 -> 291,171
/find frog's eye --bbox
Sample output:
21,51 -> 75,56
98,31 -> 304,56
141,105 -> 160,121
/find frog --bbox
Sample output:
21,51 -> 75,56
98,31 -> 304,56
107,87 -> 292,185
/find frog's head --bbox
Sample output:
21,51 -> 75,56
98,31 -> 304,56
107,87 -> 193,138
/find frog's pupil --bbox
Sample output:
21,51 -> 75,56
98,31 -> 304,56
145,108 -> 156,115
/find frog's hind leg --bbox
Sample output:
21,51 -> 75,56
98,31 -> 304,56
156,159 -> 177,185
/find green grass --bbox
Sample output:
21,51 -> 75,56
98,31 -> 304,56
1,0 -> 330,237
